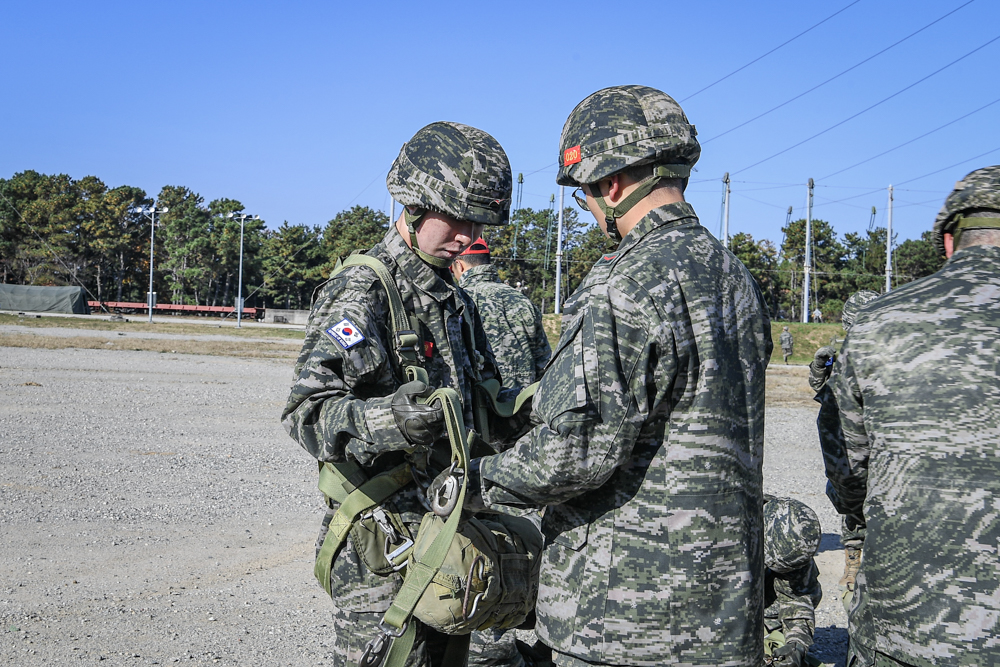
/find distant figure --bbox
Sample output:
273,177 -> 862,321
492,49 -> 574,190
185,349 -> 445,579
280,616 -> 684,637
451,239 -> 551,388
833,165 -> 1000,666
780,326 -> 794,363
811,307 -> 823,323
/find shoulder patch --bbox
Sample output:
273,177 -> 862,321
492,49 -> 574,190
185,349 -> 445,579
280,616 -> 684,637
325,318 -> 366,349
597,253 -> 619,264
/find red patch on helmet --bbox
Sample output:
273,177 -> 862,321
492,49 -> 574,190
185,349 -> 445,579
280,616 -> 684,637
563,145 -> 582,166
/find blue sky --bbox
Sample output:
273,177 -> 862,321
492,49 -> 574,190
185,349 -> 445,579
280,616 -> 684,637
2,0 -> 997,246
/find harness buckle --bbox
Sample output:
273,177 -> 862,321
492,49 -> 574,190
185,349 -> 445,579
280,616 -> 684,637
360,620 -> 408,667
384,535 -> 414,570
430,462 -> 464,517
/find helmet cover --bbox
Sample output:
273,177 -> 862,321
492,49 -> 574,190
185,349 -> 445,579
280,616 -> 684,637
556,85 -> 700,187
387,121 -> 512,226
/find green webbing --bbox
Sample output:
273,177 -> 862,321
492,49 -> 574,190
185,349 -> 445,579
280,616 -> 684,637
403,207 -> 452,269
379,386 -> 471,667
476,378 -> 538,418
592,164 -> 690,242
337,254 -> 428,384
953,215 -> 1000,246
313,462 -> 412,598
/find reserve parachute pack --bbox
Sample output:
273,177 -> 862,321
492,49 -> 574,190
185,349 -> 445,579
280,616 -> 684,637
313,253 -> 542,667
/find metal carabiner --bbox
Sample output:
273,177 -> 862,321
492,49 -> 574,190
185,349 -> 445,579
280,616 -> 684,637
430,461 -> 464,517
359,621 -> 408,667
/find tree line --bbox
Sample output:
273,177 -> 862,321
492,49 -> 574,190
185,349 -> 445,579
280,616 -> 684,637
0,170 -> 944,319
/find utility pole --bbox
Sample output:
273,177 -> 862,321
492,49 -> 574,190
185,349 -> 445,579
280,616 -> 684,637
228,212 -> 259,328
885,185 -> 894,293
722,172 -> 731,248
555,186 -> 564,314
801,178 -> 814,323
512,173 -> 523,259
390,200 -> 396,224
137,204 -> 169,323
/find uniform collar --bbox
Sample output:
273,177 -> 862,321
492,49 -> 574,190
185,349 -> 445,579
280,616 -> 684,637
617,201 -> 699,252
458,264 -> 499,289
382,226 -> 457,301
946,243 -> 1000,268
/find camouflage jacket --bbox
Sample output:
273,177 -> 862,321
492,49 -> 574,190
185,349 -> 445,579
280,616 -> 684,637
281,226 -> 501,613
815,380 -> 866,527
458,264 -> 551,388
479,202 -> 773,666
764,561 -> 822,649
780,331 -> 794,351
833,245 -> 1000,666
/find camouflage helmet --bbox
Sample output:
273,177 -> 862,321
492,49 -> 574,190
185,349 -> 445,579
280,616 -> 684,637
931,165 -> 1000,256
763,496 -> 822,574
387,121 -> 512,227
842,290 -> 880,330
556,85 -> 700,188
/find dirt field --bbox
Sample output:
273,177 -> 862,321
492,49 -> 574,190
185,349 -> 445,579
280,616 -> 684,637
1,324 -> 849,666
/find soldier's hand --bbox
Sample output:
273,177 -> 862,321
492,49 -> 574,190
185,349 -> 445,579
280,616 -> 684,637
772,641 -> 807,667
808,346 -> 837,392
390,381 -> 445,447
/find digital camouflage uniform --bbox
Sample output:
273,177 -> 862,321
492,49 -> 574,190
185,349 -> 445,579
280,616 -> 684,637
763,496 -> 823,666
473,85 -> 771,667
480,201 -> 772,666
458,263 -> 551,388
832,166 -> 1000,666
780,328 -> 794,363
810,291 -> 880,560
282,122 -> 528,667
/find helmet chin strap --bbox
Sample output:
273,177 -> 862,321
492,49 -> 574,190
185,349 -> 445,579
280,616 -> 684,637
403,207 -> 452,269
590,164 -> 690,243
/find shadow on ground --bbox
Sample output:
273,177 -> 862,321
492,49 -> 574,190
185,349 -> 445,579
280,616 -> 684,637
811,626 -> 848,667
819,532 -> 843,554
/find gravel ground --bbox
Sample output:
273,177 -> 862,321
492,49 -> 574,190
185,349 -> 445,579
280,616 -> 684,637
1,343 -> 848,666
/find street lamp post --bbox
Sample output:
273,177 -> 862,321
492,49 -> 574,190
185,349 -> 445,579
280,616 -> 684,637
227,212 -> 259,328
137,204 -> 169,323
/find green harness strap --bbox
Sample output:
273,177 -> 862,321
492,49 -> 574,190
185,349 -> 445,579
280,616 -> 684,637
313,462 -> 413,598
476,378 -> 538,418
375,386 -> 472,667
336,254 -> 429,384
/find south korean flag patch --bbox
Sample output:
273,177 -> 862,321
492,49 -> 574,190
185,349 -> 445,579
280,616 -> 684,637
325,318 -> 366,349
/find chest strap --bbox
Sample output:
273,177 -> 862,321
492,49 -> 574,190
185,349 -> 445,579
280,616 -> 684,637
336,254 -> 429,385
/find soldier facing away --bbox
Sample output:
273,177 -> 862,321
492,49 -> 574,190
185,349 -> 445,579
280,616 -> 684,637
808,290 -> 880,612
451,238 -> 551,389
282,121 -> 532,667
457,85 -> 773,666
832,165 -> 1000,667
780,326 -> 794,363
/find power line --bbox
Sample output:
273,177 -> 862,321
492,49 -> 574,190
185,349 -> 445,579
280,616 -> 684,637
702,1 -> 976,144
732,33 -> 1000,176
896,145 -> 1000,185
680,0 -> 863,103
819,93 -> 1000,180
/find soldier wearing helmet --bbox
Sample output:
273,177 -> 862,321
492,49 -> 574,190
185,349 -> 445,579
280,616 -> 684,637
808,290 -> 880,613
762,497 -> 823,667
832,166 -> 1000,667
451,239 -> 551,389
466,86 -> 773,666
282,122 -> 534,667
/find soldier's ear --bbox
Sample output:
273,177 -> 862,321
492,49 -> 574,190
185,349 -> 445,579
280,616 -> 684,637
943,233 -> 955,258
